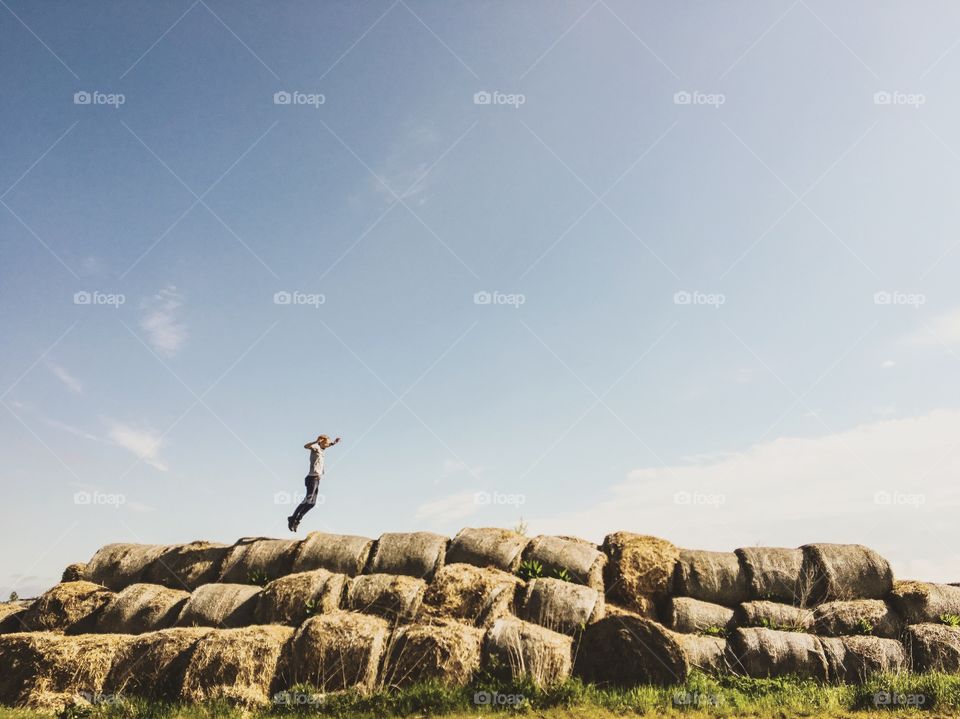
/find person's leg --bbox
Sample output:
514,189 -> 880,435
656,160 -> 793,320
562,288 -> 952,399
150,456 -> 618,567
290,475 -> 319,523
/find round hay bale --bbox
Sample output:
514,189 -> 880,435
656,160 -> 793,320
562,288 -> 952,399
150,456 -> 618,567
86,543 -> 171,591
143,542 -> 230,591
174,584 -> 261,628
483,617 -> 572,687
383,618 -> 483,687
345,574 -> 425,621
800,543 -> 893,603
0,602 -> 31,635
907,623 -> 960,673
254,570 -> 346,626
93,583 -> 190,635
890,581 -> 960,625
61,563 -> 87,583
735,546 -> 804,603
21,633 -> 131,710
667,597 -> 734,635
292,531 -> 374,576
0,632 -> 62,706
673,549 -> 750,607
728,627 -> 828,680
103,627 -> 213,700
446,527 -> 529,572
821,635 -> 907,683
573,614 -> 688,686
280,612 -> 390,692
523,535 -> 605,590
813,599 -> 903,639
368,532 -> 449,580
675,633 -> 729,675
421,563 -> 523,627
217,537 -> 300,585
19,581 -> 114,633
601,532 -> 678,614
734,601 -> 813,632
181,625 -> 293,706
521,577 -> 604,635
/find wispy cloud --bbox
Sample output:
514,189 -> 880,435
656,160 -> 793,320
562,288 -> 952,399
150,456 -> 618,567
372,122 -> 440,206
107,421 -> 167,471
414,490 -> 480,523
42,417 -> 105,443
908,307 -> 960,346
44,359 -> 82,394
141,286 -> 186,357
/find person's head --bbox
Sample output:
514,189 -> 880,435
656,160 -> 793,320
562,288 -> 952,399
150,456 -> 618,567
317,434 -> 331,448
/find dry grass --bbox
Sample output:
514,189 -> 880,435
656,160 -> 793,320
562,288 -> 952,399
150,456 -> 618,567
521,578 -> 604,635
86,544 -> 171,591
420,563 -> 522,627
602,532 -> 678,613
484,616 -> 573,687
174,584 -> 261,629
446,528 -> 529,572
217,538 -> 299,585
143,542 -> 230,591
345,574 -> 425,622
292,532 -> 374,577
19,582 -> 113,633
94,584 -> 190,634
369,533 -> 449,581
254,569 -> 346,626
382,619 -> 483,688
104,627 -> 213,700
523,536 -> 605,591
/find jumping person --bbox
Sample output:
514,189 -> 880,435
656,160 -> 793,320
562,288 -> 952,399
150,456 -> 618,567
287,434 -> 340,532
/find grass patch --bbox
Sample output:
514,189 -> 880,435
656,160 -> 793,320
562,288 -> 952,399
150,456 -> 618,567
3,673 -> 960,719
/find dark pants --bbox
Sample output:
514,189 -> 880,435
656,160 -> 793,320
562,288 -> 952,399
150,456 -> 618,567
291,475 -> 320,522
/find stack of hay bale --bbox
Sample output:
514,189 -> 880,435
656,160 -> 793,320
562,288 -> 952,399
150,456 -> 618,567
1,527 -> 959,710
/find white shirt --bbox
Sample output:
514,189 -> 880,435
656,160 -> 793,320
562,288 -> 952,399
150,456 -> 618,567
307,443 -> 325,477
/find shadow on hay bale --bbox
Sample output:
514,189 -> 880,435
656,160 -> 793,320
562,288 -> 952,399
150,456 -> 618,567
345,574 -> 425,622
292,532 -> 374,576
103,627 -> 213,701
18,581 -> 114,633
890,581 -> 960,625
602,532 -> 678,616
143,542 -> 230,591
735,546 -> 804,603
445,527 -> 529,572
0,602 -> 31,635
573,614 -> 688,686
522,535 -> 605,591
174,584 -> 261,628
800,543 -> 893,603
91,583 -> 189,634
907,624 -> 960,673
217,537 -> 300,585
734,600 -> 813,632
728,627 -> 829,680
368,532 -> 449,580
812,599 -> 903,639
420,563 -> 523,627
254,569 -> 346,626
820,635 -> 907,683
483,617 -> 572,687
673,632 -> 729,675
86,543 -> 172,591
181,625 -> 293,706
520,577 -> 604,635
674,550 -> 750,607
666,596 -> 734,635
279,612 -> 390,693
61,563 -> 87,583
382,619 -> 483,688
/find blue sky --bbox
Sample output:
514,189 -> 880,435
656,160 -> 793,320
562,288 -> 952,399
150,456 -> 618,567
3,1 -> 960,597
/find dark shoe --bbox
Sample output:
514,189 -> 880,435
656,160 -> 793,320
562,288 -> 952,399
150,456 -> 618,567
287,516 -> 298,532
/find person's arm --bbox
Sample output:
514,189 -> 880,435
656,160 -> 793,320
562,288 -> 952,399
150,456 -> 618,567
331,437 -> 341,447
304,441 -> 317,450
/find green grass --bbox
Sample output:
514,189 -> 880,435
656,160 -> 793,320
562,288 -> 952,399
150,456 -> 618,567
4,673 -> 960,719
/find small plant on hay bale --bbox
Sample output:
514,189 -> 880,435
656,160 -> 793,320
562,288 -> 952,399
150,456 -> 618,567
701,624 -> 728,638
304,597 -> 321,618
518,560 -> 543,581
248,569 -> 270,587
513,518 -> 529,536
941,613 -> 960,627
8,591 -> 17,602
550,568 -> 573,583
853,618 -> 875,635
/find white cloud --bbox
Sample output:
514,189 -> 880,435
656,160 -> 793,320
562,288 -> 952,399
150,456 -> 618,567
414,490 -> 481,523
372,122 -> 442,206
42,417 -> 105,443
141,286 -> 186,357
880,359 -> 896,368
908,308 -> 960,346
441,459 -> 485,479
44,359 -> 82,394
530,409 -> 960,583
107,421 -> 167,471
